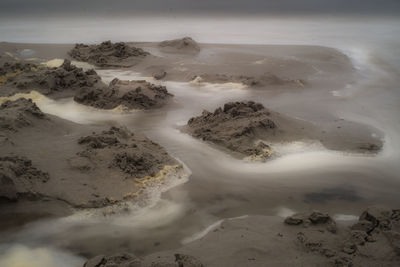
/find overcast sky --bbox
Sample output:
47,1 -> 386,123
1,0 -> 400,17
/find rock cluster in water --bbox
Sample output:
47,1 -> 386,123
186,101 -> 276,160
74,78 -> 173,110
69,41 -> 150,67
0,59 -> 173,110
74,126 -> 177,178
0,59 -> 102,97
285,206 -> 400,266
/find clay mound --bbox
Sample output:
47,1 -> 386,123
186,101 -> 276,160
74,78 -> 173,110
69,41 -> 150,67
284,206 -> 400,266
0,62 -> 38,86
0,59 -> 104,98
73,126 -> 177,178
0,98 -> 46,132
0,155 -> 49,201
159,37 -> 201,54
194,73 -> 305,88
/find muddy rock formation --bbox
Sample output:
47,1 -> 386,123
69,41 -> 150,67
185,101 -> 276,160
0,59 -> 103,98
74,126 -> 177,179
0,155 -> 49,201
159,37 -> 200,54
192,73 -> 305,88
285,211 -> 337,233
285,207 -> 400,266
83,253 -> 204,267
0,98 -> 46,132
0,62 -> 38,86
74,126 -> 177,178
74,78 -> 173,110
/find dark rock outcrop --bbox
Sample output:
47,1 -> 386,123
0,59 -> 103,97
285,207 -> 400,266
69,41 -> 150,67
0,98 -> 46,132
74,78 -> 173,110
285,211 -> 337,233
75,126 -> 177,178
185,101 -> 275,160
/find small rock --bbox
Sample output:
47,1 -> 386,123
174,254 -> 204,267
284,213 -> 305,225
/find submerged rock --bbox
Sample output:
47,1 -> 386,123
69,41 -> 150,67
74,78 -> 173,110
185,101 -> 276,160
159,37 -> 200,54
192,73 -> 305,88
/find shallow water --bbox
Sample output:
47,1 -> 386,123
1,16 -> 400,266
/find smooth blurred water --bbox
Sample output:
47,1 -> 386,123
1,15 -> 400,266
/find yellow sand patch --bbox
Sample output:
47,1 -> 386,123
190,75 -> 247,89
42,58 -> 95,70
243,148 -> 274,163
0,70 -> 22,86
0,90 -> 52,105
294,79 -> 305,88
111,104 -> 130,113
134,165 -> 181,189
0,65 -> 39,86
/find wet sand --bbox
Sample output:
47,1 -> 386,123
0,39 -> 400,267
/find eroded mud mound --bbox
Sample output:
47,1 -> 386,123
74,78 -> 173,110
193,73 -> 305,88
69,41 -> 150,67
0,98 -> 46,132
83,253 -> 204,267
0,155 -> 49,201
185,101 -> 276,160
0,62 -> 38,86
73,126 -> 178,178
0,59 -> 103,98
284,207 -> 400,266
159,37 -> 201,54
